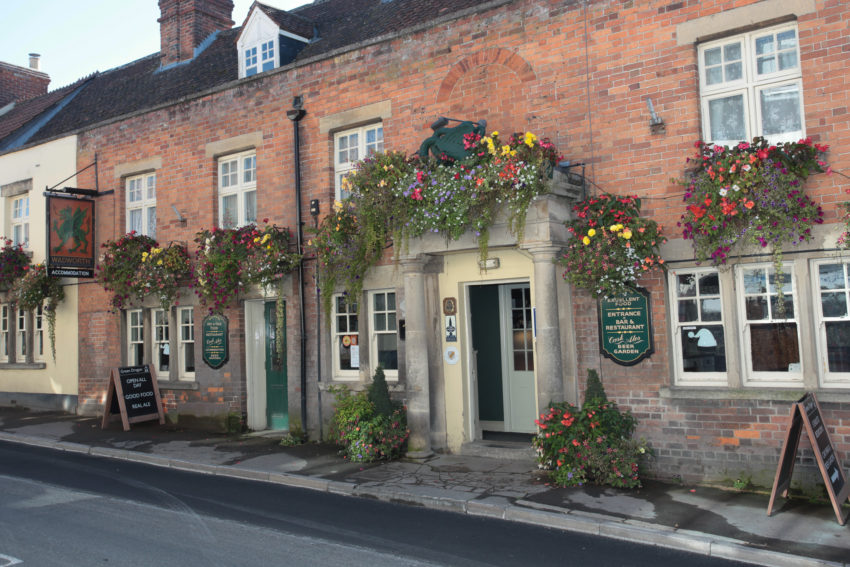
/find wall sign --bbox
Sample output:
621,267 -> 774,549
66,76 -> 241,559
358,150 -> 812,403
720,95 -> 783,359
597,287 -> 654,366
46,194 -> 95,278
101,365 -> 165,431
768,392 -> 850,525
202,314 -> 229,369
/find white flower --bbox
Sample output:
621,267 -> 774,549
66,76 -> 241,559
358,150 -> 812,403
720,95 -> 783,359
732,184 -> 740,192
719,187 -> 728,197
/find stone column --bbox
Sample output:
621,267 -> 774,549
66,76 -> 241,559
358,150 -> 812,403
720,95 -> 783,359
402,254 -> 433,458
529,245 -> 565,410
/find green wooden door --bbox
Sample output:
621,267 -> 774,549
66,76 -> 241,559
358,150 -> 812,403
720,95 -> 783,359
470,285 -> 504,422
265,301 -> 288,430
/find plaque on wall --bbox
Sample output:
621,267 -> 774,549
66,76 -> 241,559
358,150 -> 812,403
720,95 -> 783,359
597,287 -> 654,366
202,314 -> 229,369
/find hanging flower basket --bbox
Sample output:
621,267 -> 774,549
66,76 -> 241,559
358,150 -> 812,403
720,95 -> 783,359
310,130 -> 561,313
558,194 -> 666,298
0,239 -> 30,291
16,263 -> 65,360
193,222 -> 301,314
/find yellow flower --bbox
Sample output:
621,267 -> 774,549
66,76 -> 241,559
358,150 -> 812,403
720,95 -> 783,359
335,224 -> 340,231
157,260 -> 163,265
587,229 -> 596,237
582,236 -> 591,245
492,131 -> 499,137
622,228 -> 633,240
261,233 -> 271,244
524,132 -> 538,147
379,179 -> 387,187
501,145 -> 512,156
141,251 -> 149,262
333,200 -> 343,212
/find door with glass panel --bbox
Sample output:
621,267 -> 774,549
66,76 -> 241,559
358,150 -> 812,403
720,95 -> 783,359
500,284 -> 536,433
265,301 -> 287,430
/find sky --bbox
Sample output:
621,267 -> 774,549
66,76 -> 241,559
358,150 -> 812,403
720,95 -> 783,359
0,0 -> 307,90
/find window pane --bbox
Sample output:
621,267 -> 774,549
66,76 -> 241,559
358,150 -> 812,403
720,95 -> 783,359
755,35 -> 774,56
822,292 -> 847,318
514,352 -> 526,372
708,94 -> 746,143
678,299 -> 698,322
243,155 -> 256,183
677,274 -> 696,297
724,42 -> 741,61
222,195 -> 238,228
374,293 -> 385,311
750,323 -> 799,371
760,84 -> 801,136
387,312 -> 396,331
376,334 -> 398,370
244,190 -> 257,225
184,344 -> 195,373
129,209 -> 142,234
374,313 -> 386,332
770,294 -> 795,319
744,269 -> 767,294
147,207 -> 156,239
337,315 -> 348,333
704,47 -> 721,67
819,264 -> 845,290
681,325 -> 726,372
337,336 -> 355,370
698,273 -> 719,295
746,296 -> 768,320
825,321 -> 850,372
387,292 -> 395,310
701,298 -> 722,321
725,61 -> 742,82
706,67 -> 722,85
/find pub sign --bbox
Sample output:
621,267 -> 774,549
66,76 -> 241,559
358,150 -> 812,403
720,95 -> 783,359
46,194 -> 95,278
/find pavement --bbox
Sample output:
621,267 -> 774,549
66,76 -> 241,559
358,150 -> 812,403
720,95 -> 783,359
0,407 -> 848,567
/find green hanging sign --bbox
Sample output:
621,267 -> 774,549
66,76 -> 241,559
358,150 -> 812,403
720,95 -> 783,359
202,314 -> 229,369
598,287 -> 654,366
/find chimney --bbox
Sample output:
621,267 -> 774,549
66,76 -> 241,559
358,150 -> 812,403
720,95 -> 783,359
28,53 -> 40,71
158,0 -> 235,67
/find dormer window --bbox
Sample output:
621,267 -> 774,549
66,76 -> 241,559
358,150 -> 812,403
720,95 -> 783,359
237,5 -> 310,80
245,40 -> 276,77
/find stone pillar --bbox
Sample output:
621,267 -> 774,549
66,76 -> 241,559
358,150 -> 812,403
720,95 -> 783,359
402,255 -> 433,458
529,245 -> 565,410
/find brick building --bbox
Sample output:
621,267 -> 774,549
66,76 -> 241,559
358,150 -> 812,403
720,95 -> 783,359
1,0 -> 848,488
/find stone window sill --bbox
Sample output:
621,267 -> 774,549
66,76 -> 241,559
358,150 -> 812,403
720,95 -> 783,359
0,362 -> 47,370
660,386 -> 850,404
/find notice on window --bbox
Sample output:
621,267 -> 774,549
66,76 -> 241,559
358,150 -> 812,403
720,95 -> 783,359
350,344 -> 360,368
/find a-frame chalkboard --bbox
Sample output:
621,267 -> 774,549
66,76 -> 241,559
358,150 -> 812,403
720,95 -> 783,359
101,365 -> 165,431
768,392 -> 850,525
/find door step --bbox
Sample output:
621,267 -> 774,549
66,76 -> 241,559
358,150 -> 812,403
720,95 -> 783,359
460,439 -> 535,460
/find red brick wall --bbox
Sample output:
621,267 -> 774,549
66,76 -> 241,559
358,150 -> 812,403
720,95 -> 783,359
0,62 -> 49,106
158,0 -> 235,66
76,0 -> 850,482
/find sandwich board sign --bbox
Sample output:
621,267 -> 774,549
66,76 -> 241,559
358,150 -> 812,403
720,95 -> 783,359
767,392 -> 850,525
101,365 -> 165,431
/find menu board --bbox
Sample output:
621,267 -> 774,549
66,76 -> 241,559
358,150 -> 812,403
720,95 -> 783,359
598,287 -> 654,365
101,365 -> 165,431
768,393 -> 850,525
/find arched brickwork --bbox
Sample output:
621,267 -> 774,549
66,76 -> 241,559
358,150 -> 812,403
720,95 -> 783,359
436,48 -> 537,135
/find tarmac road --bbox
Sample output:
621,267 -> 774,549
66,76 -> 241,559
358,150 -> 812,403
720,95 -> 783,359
0,441 -> 756,567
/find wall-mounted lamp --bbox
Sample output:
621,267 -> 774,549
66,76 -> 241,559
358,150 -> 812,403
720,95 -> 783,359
309,199 -> 320,217
646,97 -> 665,135
171,204 -> 186,224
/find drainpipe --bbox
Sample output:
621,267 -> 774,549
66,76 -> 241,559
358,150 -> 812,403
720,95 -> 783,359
286,97 -> 307,436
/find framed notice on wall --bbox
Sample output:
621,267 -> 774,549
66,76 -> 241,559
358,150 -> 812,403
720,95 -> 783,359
597,287 -> 654,366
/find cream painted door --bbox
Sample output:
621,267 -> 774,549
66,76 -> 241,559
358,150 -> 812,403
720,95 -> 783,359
500,284 -> 536,433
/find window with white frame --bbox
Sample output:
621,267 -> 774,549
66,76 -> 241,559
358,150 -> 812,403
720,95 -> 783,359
128,309 -> 144,366
245,40 -> 275,77
737,264 -> 801,384
333,295 -> 359,378
153,309 -> 170,374
178,306 -> 195,380
34,305 -> 43,361
16,307 -> 26,360
1,304 -> 9,362
699,23 -> 803,146
11,195 -> 29,248
334,124 -> 384,201
126,172 -> 156,238
245,46 -> 258,76
370,290 -> 398,377
670,269 -> 727,384
814,260 -> 850,386
218,150 -> 257,228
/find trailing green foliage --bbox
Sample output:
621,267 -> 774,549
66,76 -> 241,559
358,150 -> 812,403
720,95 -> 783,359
328,382 -> 409,463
